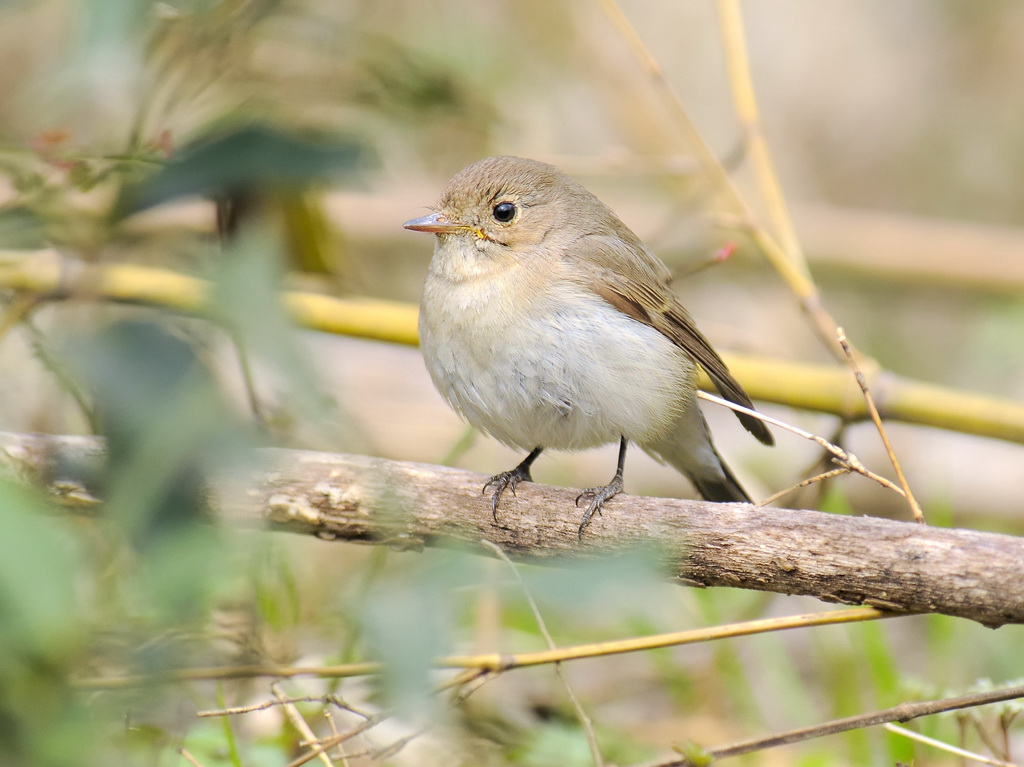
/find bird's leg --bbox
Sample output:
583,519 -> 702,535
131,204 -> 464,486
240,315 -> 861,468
575,437 -> 628,538
483,447 -> 543,522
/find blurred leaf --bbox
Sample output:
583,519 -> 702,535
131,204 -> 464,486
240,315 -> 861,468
672,741 -> 712,767
0,481 -> 81,660
207,227 -> 336,433
216,188 -> 344,282
359,552 -> 481,715
513,722 -> 594,767
67,160 -> 102,192
253,542 -> 301,630
858,622 -> 916,764
79,0 -> 153,49
0,207 -> 48,249
518,718 -> 659,767
63,318 -> 253,620
116,123 -> 370,217
0,481 -> 97,767
357,39 -> 475,116
513,550 -> 671,635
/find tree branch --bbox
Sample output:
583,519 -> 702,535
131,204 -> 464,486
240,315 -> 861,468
4,431 -> 1022,628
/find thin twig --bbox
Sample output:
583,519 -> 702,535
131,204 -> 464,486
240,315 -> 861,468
698,390 -> 908,498
447,669 -> 500,706
755,467 -> 850,507
482,540 -> 605,767
278,651 -> 500,766
973,717 -> 1012,762
644,683 -> 1024,765
283,716 -> 383,767
369,729 -> 428,762
674,242 -> 737,279
321,709 -> 350,767
883,724 -> 1019,767
198,694 -> 373,719
230,329 -> 267,425
837,327 -> 925,523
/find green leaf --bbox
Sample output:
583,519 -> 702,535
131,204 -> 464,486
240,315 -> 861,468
116,123 -> 370,217
0,482 -> 81,659
0,207 -> 48,249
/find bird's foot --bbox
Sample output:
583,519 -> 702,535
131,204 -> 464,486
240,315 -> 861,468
575,474 -> 624,538
483,465 -> 533,523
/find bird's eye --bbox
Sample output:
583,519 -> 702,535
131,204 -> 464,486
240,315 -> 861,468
492,201 -> 516,223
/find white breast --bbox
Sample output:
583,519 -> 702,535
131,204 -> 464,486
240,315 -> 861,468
419,257 -> 696,452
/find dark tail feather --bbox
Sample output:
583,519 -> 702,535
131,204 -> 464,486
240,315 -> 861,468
689,447 -> 752,503
642,403 -> 755,504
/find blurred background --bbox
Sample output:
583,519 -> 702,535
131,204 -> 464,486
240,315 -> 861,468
0,1 -> 1022,765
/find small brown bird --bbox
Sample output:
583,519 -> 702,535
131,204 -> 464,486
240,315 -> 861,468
405,156 -> 773,536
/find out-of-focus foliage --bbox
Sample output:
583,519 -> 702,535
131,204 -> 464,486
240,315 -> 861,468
115,123 -> 369,217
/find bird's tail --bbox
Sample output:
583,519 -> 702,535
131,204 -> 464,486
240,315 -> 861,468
641,402 -> 752,503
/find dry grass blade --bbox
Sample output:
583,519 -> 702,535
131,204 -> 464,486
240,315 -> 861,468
272,682 -> 335,767
177,748 -> 206,767
596,0 -> 843,357
482,540 -> 605,766
883,723 -> 1020,767
716,0 -> 805,268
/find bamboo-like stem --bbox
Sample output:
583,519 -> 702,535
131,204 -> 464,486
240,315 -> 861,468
72,607 -> 887,690
716,0 -> 805,269
1,253 -> 1022,445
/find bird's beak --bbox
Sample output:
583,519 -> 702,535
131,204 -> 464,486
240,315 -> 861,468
403,211 -> 463,234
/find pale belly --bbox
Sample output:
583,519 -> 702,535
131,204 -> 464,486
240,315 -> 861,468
419,277 -> 697,452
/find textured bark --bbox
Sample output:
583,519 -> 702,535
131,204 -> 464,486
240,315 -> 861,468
3,431 -> 1022,627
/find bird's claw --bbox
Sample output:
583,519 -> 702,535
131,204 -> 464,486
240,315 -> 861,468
574,477 -> 624,539
483,466 -> 532,523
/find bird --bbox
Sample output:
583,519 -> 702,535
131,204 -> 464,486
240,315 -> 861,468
404,156 -> 773,536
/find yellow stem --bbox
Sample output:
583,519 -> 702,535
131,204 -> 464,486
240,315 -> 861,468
2,253 -> 1022,445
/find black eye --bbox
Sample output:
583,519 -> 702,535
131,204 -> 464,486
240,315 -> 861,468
492,201 -> 516,223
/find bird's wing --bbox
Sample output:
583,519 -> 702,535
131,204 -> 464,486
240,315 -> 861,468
574,234 -> 774,446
